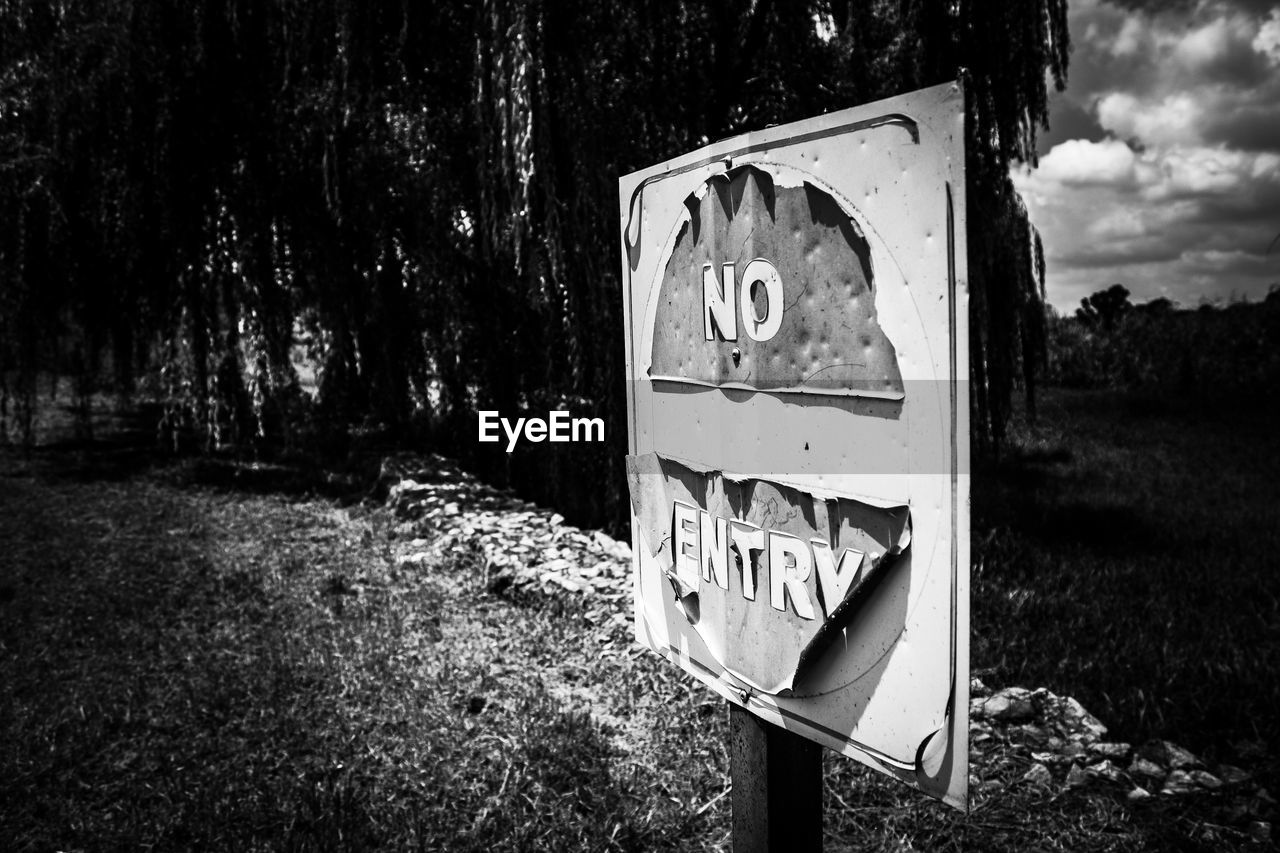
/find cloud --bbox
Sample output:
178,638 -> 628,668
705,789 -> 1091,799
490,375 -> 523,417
1034,138 -> 1139,187
1041,1 -> 1280,153
1109,16 -> 1147,57
1020,0 -> 1280,310
1019,139 -> 1279,205
1096,93 -> 1200,146
1172,13 -> 1267,84
1015,139 -> 1280,310
1149,146 -> 1273,198
1094,1 -> 1267,84
1254,9 -> 1280,63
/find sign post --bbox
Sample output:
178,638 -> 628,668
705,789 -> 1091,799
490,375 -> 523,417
618,81 -> 970,845
730,705 -> 822,852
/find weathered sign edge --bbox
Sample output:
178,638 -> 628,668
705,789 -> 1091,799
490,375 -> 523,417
617,79 -> 971,811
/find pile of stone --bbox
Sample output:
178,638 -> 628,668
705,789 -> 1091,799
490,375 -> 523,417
970,682 -> 1270,821
378,453 -> 632,606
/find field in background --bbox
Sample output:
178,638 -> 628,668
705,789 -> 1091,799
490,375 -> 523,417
972,387 -> 1280,768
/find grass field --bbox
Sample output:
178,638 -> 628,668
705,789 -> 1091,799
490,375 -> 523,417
0,386 -> 1275,850
972,389 -> 1280,768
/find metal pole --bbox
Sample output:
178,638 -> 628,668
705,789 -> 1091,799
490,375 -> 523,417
730,703 -> 823,852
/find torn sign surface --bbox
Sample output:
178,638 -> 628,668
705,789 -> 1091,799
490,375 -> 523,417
626,452 -> 911,696
650,165 -> 904,397
619,80 -> 970,810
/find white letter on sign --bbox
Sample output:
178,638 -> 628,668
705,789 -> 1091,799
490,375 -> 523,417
730,520 -> 764,601
672,501 -> 701,591
739,258 -> 784,342
811,541 -> 865,618
768,530 -> 815,620
702,262 -> 737,341
699,511 -> 731,591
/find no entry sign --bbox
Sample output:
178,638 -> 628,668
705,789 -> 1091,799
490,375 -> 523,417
619,82 -> 970,809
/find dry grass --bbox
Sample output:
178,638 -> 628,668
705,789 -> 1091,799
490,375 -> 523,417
0,445 -> 726,851
0,388 -> 1274,851
972,389 -> 1280,769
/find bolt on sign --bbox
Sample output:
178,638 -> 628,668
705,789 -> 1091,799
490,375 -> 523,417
618,82 -> 970,809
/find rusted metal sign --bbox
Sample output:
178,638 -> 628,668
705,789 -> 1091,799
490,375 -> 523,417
619,82 -> 970,808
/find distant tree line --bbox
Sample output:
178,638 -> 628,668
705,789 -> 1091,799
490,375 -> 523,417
1047,284 -> 1280,402
0,0 -> 1068,528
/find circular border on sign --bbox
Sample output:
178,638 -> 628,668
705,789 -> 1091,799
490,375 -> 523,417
635,157 -> 950,699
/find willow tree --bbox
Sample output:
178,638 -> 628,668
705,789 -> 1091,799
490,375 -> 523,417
466,0 -> 1069,503
0,0 -> 1067,525
0,0 -> 471,447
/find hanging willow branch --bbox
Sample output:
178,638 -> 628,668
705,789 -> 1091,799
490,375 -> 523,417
957,0 -> 1069,445
0,0 -> 1069,521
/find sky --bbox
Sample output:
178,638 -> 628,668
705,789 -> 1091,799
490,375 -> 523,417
1011,0 -> 1280,313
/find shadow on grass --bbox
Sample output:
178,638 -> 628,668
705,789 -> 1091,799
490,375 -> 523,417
0,475 -> 387,849
971,388 -> 1280,791
0,461 -> 706,852
976,446 -> 1158,557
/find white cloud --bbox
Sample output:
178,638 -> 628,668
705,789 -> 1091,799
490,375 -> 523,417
1084,207 -> 1147,240
1016,139 -> 1280,311
1172,13 -> 1255,71
1147,146 -> 1275,198
1033,137 -> 1138,187
1182,248 -> 1255,267
1254,9 -> 1280,64
1096,92 -> 1202,146
1110,16 -> 1147,57
1025,1 -> 1280,310
1251,151 -> 1280,177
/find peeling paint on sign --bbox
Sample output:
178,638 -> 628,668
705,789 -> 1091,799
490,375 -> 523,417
625,451 -> 910,695
650,166 -> 903,397
619,81 -> 970,810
